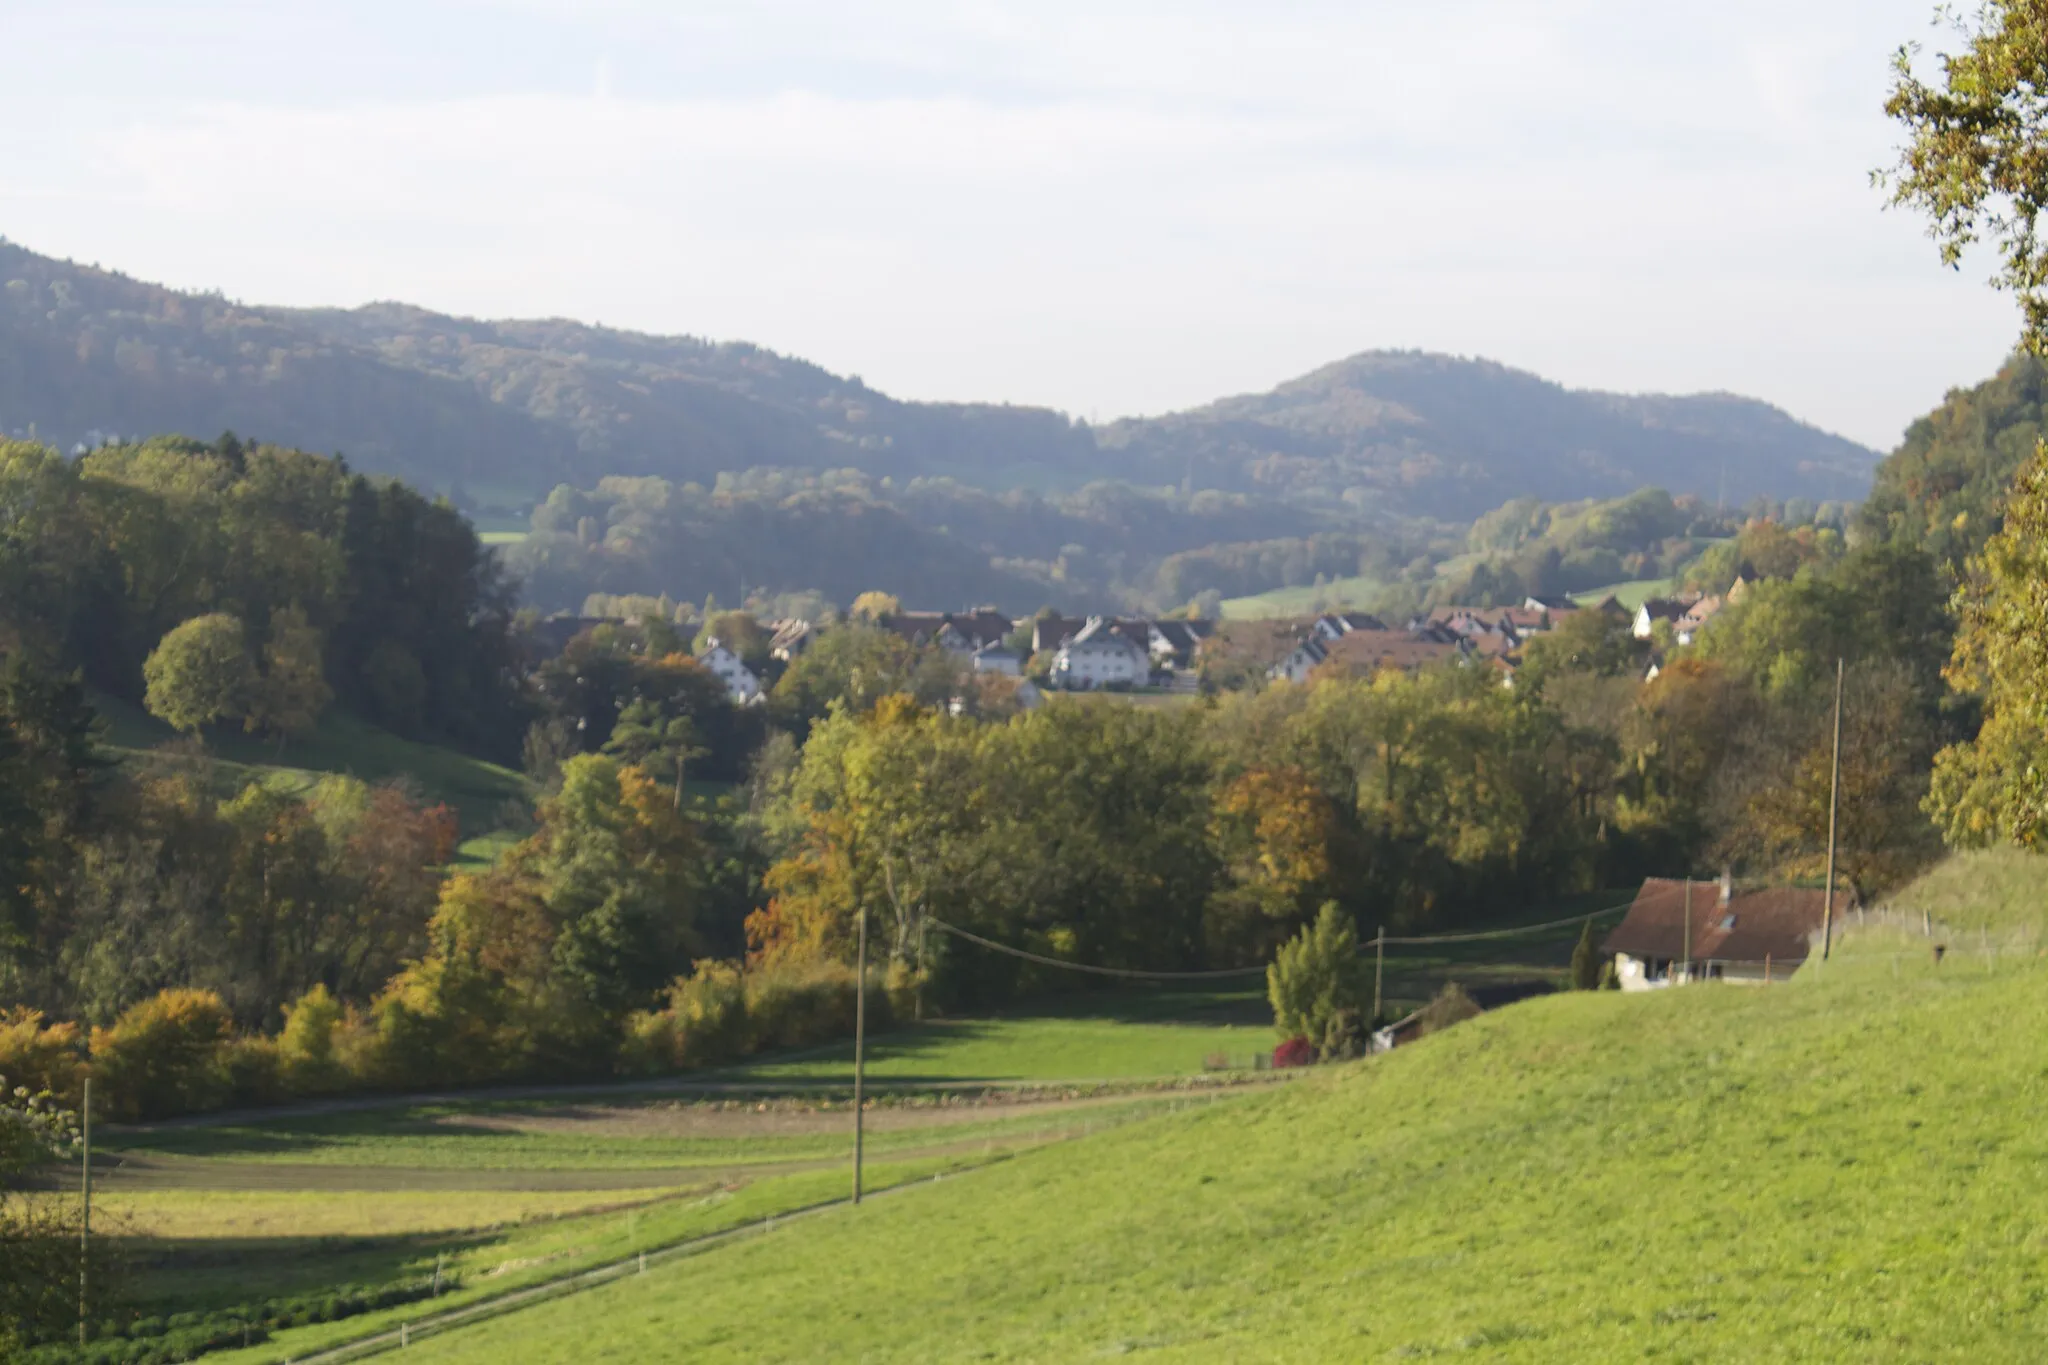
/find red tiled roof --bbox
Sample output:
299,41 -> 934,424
1602,878 -> 1847,965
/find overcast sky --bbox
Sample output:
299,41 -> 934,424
0,0 -> 2017,450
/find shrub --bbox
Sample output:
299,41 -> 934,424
623,959 -> 892,1074
1413,983 -> 1483,1039
219,1034 -> 283,1108
1267,902 -> 1368,1059
89,989 -> 233,1122
276,985 -> 350,1094
1272,1036 -> 1316,1068
0,1008 -> 85,1106
1569,918 -> 1602,990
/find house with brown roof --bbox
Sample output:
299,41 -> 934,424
1312,611 -> 1388,643
882,609 -> 1014,653
1675,594 -> 1723,646
1032,615 -> 1087,655
1316,630 -> 1466,678
1602,875 -> 1846,989
1631,592 -> 1707,640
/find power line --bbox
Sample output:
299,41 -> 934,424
1376,899 -> 1636,947
926,920 -> 1269,979
928,898 -> 1639,979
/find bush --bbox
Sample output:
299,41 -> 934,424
1272,1036 -> 1316,1068
1267,903 -> 1368,1060
1569,918 -> 1602,990
89,989 -> 233,1122
1413,983 -> 1483,1040
218,1034 -> 282,1108
623,959 -> 892,1074
0,1007 -> 85,1106
275,985 -> 350,1094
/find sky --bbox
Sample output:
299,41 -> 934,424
0,0 -> 2019,450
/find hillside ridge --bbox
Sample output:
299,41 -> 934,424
0,240 -> 1878,518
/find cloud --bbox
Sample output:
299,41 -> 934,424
0,0 -> 2020,448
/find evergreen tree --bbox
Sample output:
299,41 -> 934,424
1570,918 -> 1601,990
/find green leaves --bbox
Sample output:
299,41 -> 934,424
1929,440 -> 2048,846
141,612 -> 256,735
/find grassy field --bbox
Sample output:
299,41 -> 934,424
62,987 -> 1279,1362
1219,574 -> 1390,620
727,988 -> 1277,1084
92,691 -> 528,838
1571,577 -> 1672,610
361,854 -> 2048,1362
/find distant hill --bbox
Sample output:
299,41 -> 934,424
0,240 -> 1878,519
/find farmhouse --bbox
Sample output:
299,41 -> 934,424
1603,876 -> 1844,989
1051,617 -> 1151,689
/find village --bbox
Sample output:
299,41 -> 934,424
556,575 -> 1753,712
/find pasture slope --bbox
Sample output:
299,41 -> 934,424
393,852 -> 2048,1363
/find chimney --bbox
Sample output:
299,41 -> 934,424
1719,869 -> 1733,907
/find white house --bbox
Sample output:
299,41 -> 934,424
971,642 -> 1022,676
1051,617 -> 1149,690
1270,637 -> 1328,683
1631,597 -> 1694,640
699,637 -> 763,705
1312,611 -> 1386,643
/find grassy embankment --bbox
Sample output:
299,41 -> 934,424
371,850 -> 2048,1363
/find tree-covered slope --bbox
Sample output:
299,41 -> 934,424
2,241 -> 1875,519
401,903 -> 2048,1362
1099,350 -> 1879,517
1861,351 -> 2048,578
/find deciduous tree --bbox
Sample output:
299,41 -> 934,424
143,613 -> 254,735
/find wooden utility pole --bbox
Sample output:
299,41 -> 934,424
79,1076 -> 91,1346
1681,879 -> 1691,986
852,903 -> 868,1205
1822,657 -> 1844,961
1373,926 -> 1385,1024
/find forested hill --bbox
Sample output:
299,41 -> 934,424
1,240 -> 1876,518
1860,350 -> 2047,577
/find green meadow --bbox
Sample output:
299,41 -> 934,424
91,692 -> 528,839
1572,577 -> 1673,610
371,854 -> 2048,1363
